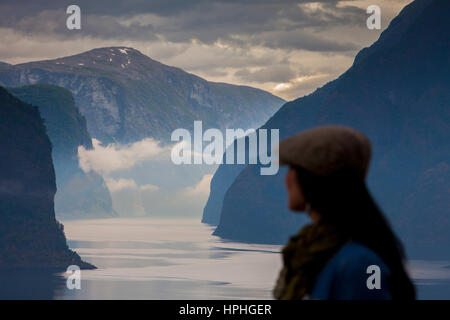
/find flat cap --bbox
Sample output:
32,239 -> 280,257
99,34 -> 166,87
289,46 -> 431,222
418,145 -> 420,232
279,125 -> 371,178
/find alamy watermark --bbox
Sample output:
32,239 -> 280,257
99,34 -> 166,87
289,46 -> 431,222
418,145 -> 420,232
66,5 -> 81,30
366,264 -> 381,290
170,121 -> 279,176
367,5 -> 381,30
66,265 -> 81,290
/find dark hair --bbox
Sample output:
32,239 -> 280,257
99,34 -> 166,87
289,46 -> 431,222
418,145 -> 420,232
293,165 -> 415,300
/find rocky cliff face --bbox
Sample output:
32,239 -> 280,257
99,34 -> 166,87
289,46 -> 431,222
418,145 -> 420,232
0,47 -> 284,144
201,163 -> 245,225
7,84 -> 115,219
0,86 -> 93,268
213,0 -> 450,258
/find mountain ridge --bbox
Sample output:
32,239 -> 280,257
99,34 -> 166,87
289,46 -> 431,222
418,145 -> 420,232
0,47 -> 285,144
212,0 -> 450,258
7,84 -> 115,219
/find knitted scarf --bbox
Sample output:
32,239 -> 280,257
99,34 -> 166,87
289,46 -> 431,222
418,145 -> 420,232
273,222 -> 346,299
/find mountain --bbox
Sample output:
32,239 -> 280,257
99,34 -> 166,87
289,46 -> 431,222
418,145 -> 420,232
7,84 -> 115,219
0,47 -> 285,144
0,62 -> 10,67
0,86 -> 94,269
212,0 -> 450,258
201,137 -> 250,225
201,162 -> 245,225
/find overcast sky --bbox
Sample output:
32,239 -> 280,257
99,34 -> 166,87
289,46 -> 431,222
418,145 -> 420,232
0,0 -> 411,100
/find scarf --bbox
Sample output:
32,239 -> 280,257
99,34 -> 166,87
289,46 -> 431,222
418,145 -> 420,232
273,222 -> 346,300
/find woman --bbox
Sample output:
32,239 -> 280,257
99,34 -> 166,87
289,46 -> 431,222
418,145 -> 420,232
273,125 -> 415,300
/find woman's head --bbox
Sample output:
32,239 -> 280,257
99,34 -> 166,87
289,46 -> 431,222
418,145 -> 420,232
281,125 -> 372,217
279,126 -> 416,299
279,126 -> 372,178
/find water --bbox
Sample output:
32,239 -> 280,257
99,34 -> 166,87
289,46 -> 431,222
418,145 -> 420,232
1,218 -> 449,299
57,218 -> 282,299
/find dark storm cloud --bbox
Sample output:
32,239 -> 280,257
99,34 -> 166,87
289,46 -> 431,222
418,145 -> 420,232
0,0 -> 348,18
1,0 -> 407,101
0,0 -> 363,52
5,9 -> 158,41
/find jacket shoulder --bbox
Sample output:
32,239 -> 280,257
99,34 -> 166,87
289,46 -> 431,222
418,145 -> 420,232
312,242 -> 392,300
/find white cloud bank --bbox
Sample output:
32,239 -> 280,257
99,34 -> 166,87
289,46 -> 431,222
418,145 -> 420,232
183,174 -> 213,197
106,177 -> 160,193
77,138 -> 216,217
105,178 -> 138,192
78,138 -> 168,175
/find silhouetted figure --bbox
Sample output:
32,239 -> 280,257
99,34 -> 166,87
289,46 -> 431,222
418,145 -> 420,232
274,126 -> 415,300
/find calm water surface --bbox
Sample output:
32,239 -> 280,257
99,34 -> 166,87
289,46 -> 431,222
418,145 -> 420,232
58,218 -> 282,299
1,218 -> 449,299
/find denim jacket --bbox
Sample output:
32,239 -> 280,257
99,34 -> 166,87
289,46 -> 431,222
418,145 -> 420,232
311,242 -> 392,300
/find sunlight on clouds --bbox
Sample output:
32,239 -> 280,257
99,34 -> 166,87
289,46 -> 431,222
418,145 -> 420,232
273,73 -> 330,97
0,1 -> 411,101
274,83 -> 291,91
299,2 -> 323,13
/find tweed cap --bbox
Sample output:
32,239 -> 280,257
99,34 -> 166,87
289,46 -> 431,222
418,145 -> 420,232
279,125 -> 372,178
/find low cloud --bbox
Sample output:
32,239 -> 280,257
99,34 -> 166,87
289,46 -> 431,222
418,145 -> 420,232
78,138 -> 168,175
140,184 -> 160,192
77,137 -> 217,217
105,178 -> 138,192
183,174 -> 213,197
106,177 -> 161,193
105,173 -> 214,217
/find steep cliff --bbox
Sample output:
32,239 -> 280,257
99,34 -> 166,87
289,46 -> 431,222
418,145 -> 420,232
8,85 -> 115,219
213,0 -> 450,258
0,86 -> 94,268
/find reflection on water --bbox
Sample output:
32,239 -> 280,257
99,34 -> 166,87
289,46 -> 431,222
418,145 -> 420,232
0,270 -> 65,300
57,218 -> 282,299
0,218 -> 449,299
408,260 -> 450,300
